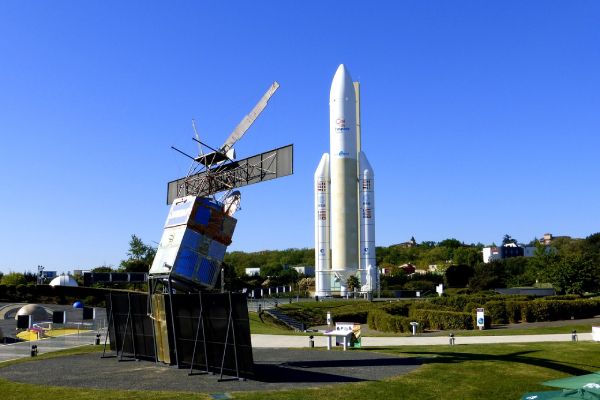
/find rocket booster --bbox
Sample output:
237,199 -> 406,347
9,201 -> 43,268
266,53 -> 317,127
359,151 -> 375,289
314,153 -> 330,297
314,64 -> 376,296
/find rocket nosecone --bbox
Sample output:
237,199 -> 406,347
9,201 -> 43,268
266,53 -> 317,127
314,153 -> 331,297
330,64 -> 358,292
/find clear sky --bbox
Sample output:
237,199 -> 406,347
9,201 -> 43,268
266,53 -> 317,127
1,1 -> 599,274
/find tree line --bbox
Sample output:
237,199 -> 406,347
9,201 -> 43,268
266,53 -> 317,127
3,232 -> 599,296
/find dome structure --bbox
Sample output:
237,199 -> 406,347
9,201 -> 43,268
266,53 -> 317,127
49,275 -> 78,287
15,304 -> 51,322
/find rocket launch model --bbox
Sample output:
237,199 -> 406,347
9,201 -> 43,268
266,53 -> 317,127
315,64 -> 376,297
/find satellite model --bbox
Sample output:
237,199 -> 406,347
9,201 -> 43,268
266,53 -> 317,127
150,82 -> 293,292
105,82 -> 293,380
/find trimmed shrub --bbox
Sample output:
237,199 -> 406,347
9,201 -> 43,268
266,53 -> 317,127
521,299 -> 600,322
411,302 -> 455,313
367,309 -> 412,333
411,309 -> 473,330
332,310 -> 369,324
505,301 -> 522,323
380,302 -> 417,316
483,301 -> 508,324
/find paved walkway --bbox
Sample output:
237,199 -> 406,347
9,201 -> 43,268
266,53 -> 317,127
0,330 -> 594,363
0,330 -> 105,363
251,333 -> 594,348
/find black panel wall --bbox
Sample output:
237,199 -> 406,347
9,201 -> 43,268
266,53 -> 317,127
106,293 -> 155,361
170,292 -> 254,377
106,292 -> 254,378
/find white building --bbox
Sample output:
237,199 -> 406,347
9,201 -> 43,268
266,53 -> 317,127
483,243 -> 536,263
244,268 -> 261,276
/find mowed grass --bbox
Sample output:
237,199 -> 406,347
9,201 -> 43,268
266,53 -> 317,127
1,342 -> 599,399
234,342 -> 600,400
248,312 -> 300,334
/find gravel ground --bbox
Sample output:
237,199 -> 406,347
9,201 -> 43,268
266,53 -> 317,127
0,348 -> 420,393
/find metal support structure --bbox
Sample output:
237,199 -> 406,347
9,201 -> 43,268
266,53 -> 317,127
118,293 -> 137,361
101,292 -> 114,358
219,292 -> 242,381
188,292 -> 209,375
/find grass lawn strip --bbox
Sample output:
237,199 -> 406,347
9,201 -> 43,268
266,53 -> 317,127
1,342 -> 599,399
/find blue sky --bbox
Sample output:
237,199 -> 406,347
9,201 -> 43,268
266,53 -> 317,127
1,1 -> 599,273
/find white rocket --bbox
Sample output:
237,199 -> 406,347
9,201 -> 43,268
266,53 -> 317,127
315,64 -> 376,297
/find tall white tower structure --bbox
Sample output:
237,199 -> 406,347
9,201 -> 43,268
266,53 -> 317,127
314,64 -> 376,297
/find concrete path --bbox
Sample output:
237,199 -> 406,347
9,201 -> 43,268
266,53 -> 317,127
0,330 -> 106,363
0,331 -> 594,364
251,333 -> 594,348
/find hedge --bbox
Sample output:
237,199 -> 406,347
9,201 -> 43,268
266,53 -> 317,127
367,309 -> 413,333
411,309 -> 473,330
520,299 -> 600,322
381,302 -> 413,316
332,310 -> 369,324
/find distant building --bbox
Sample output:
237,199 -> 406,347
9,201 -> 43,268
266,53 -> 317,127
49,274 -> 78,287
398,236 -> 417,248
244,268 -> 261,276
292,266 -> 315,276
42,271 -> 57,279
428,264 -> 442,273
399,263 -> 416,274
539,232 -> 571,245
483,243 -> 536,263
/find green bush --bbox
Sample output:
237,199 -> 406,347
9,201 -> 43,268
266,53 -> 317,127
505,301 -> 522,323
521,299 -> 600,322
411,309 -> 473,330
367,309 -> 412,333
483,301 -> 508,324
410,302 -> 455,313
430,294 -> 497,312
332,310 -> 369,324
383,302 -> 413,316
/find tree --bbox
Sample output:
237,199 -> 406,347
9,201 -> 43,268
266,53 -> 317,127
126,234 -> 156,264
120,234 -> 156,272
541,254 -> 599,295
439,238 -> 462,249
469,261 -> 507,291
347,275 -> 360,292
502,234 -> 517,245
92,265 -> 114,273
453,247 -> 482,267
0,272 -> 27,286
444,264 -> 474,287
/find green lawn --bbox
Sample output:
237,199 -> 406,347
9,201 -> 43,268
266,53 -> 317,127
248,312 -> 301,334
2,342 -> 599,399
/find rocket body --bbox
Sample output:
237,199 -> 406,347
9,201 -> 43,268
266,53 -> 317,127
330,65 -> 359,295
314,64 -> 376,296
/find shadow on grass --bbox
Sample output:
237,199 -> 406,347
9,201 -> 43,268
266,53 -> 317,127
363,348 -> 597,376
253,357 -> 421,383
